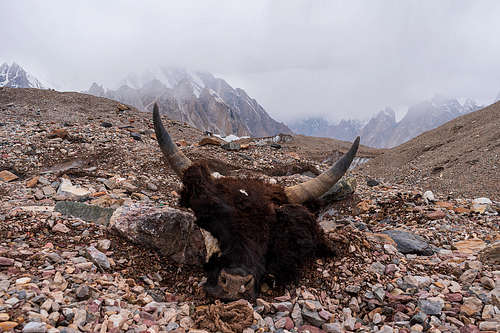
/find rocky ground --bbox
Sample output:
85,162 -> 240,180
0,88 -> 499,332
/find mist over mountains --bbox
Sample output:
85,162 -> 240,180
291,95 -> 485,148
2,61 -> 498,149
85,67 -> 291,138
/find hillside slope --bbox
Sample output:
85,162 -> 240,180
0,88 -> 378,185
358,101 -> 500,200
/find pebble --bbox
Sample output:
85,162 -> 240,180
382,230 -> 434,255
418,297 -> 443,315
479,276 -> 495,290
22,322 -> 47,333
322,322 -> 342,333
0,322 -> 19,331
86,246 -> 111,270
97,239 -> 111,251
423,191 -> 436,203
0,170 -> 18,182
345,285 -> 361,294
16,277 -> 31,285
427,210 -> 446,220
478,321 -> 499,331
0,257 -> 14,266
52,223 -> 70,233
76,285 -> 90,300
302,308 -> 326,327
370,261 -> 386,275
460,297 -> 483,316
459,269 -> 478,284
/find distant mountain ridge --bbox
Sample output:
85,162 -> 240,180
291,95 -> 484,148
85,68 -> 291,138
0,62 -> 45,89
290,117 -> 364,142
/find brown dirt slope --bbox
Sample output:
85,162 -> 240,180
281,134 -> 383,161
358,101 -> 500,200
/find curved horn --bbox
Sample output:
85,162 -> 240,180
284,136 -> 360,204
153,104 -> 192,177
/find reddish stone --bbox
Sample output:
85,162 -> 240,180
0,170 -> 18,182
276,317 -> 294,330
298,325 -> 326,333
48,128 -> 69,139
26,176 -> 39,188
165,293 -> 177,302
445,293 -> 463,302
274,295 -> 291,302
427,210 -> 446,220
41,270 -> 55,278
459,325 -> 479,333
0,257 -> 14,266
393,303 -> 407,313
199,137 -> 224,146
140,311 -> 154,321
454,206 -> 470,214
385,264 -> 397,274
88,301 -> 100,313
284,317 -> 294,330
436,201 -> 454,210
143,319 -> 156,327
386,292 -> 413,303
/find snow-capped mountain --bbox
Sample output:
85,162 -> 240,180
290,95 -> 483,148
379,95 -> 482,148
359,107 -> 397,148
85,68 -> 291,137
0,62 -> 45,89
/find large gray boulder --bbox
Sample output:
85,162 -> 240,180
109,204 -> 218,265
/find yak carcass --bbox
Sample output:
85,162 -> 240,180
153,104 -> 360,300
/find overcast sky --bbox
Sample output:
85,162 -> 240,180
2,0 -> 500,123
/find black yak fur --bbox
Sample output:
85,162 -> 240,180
179,161 -> 329,300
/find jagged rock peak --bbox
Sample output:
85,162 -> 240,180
0,62 -> 45,89
85,67 -> 291,138
291,96 -> 485,149
87,82 -> 105,97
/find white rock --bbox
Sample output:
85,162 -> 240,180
97,239 -> 111,251
22,322 -> 47,333
472,197 -> 492,205
15,277 -> 31,285
423,191 -> 436,203
57,178 -> 90,198
86,246 -> 110,270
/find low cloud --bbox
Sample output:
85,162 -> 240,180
2,0 -> 500,122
